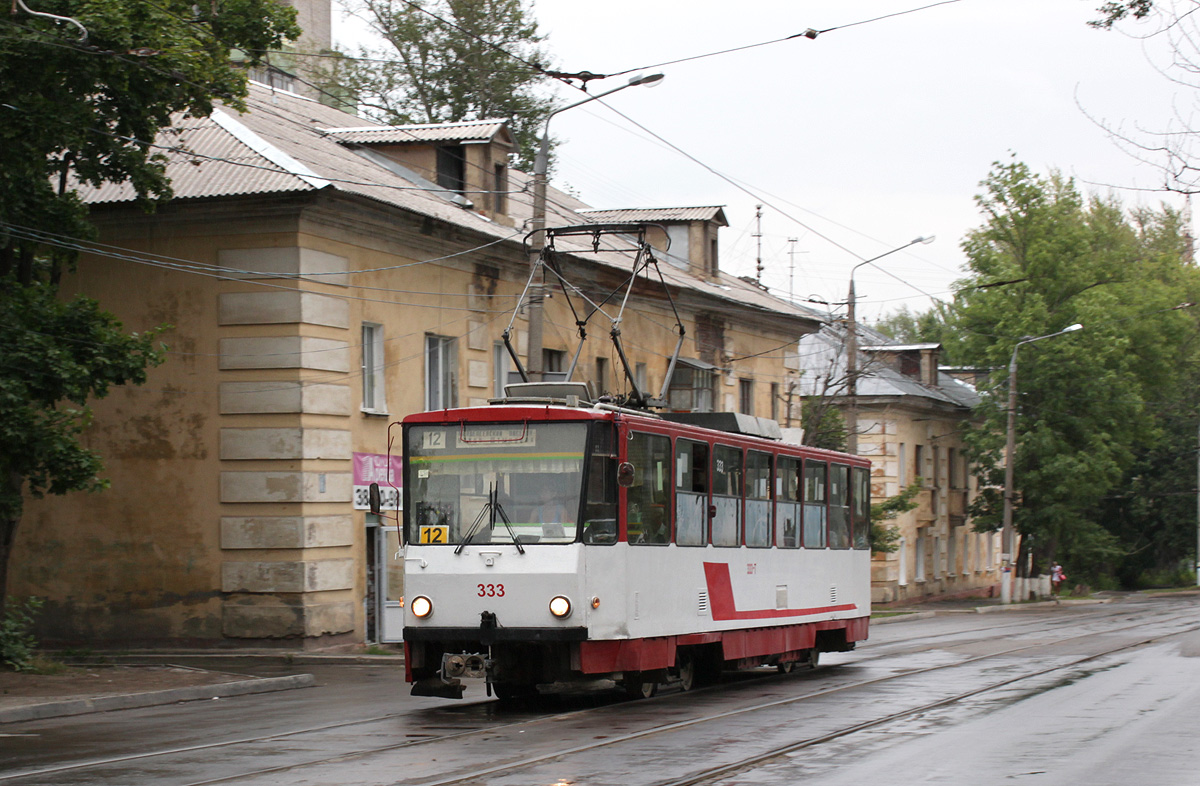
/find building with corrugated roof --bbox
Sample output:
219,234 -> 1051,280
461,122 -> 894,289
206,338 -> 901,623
795,323 -> 999,603
14,81 -> 828,647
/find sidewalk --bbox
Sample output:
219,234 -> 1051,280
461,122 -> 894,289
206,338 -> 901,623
0,652 -> 403,725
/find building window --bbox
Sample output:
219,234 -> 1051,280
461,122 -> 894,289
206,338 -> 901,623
595,356 -> 608,397
362,323 -> 385,412
635,362 -> 647,394
425,334 -> 457,411
738,378 -> 754,415
543,348 -> 567,382
770,382 -> 780,421
898,442 -> 907,486
668,361 -> 715,412
436,145 -> 466,194
493,163 -> 507,213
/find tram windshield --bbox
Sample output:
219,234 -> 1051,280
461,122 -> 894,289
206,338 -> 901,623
405,422 -> 588,545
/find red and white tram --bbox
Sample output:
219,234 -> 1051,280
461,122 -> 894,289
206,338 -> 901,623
376,388 -> 872,700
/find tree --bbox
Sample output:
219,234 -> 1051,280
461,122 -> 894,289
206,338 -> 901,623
950,159 -> 1200,583
869,480 -> 922,554
1088,1 -> 1200,194
318,0 -> 555,172
0,1 -> 300,610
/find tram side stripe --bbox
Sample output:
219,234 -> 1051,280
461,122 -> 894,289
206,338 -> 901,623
703,562 -> 858,621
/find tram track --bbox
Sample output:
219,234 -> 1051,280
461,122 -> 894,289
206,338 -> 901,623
411,608 -> 1200,786
7,602 -> 1194,786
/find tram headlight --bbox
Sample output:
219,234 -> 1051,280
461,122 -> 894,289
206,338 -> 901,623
410,595 -> 433,619
548,595 -> 572,619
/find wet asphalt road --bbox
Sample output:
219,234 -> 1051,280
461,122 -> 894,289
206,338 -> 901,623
2,593 -> 1197,786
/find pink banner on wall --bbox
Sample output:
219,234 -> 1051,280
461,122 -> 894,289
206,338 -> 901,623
353,452 -> 404,486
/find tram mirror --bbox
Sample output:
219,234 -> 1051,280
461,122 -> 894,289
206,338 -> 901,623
617,462 -> 636,488
368,482 -> 382,515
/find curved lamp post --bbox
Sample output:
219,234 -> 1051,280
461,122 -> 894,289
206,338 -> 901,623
844,235 -> 935,453
526,73 -> 665,380
1000,322 -> 1082,602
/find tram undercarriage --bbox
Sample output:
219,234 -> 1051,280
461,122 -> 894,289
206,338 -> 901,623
405,622 -> 857,700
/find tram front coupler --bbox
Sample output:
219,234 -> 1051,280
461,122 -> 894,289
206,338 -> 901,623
410,650 -> 490,699
442,651 -> 489,680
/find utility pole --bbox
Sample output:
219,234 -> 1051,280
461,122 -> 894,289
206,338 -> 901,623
526,73 -> 664,381
844,236 -> 935,454
787,237 -> 797,302
754,204 -> 764,284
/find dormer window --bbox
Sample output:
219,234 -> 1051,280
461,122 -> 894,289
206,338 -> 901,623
436,145 -> 466,194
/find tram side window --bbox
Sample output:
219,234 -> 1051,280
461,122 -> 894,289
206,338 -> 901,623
745,450 -> 772,548
675,439 -> 709,546
828,464 -> 851,549
712,445 -> 742,547
627,433 -> 672,545
852,465 -> 871,550
803,461 -> 827,548
775,456 -> 801,548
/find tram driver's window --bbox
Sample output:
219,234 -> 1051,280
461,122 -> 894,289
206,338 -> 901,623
803,460 -> 827,548
582,424 -> 618,545
627,432 -> 672,545
675,439 -> 708,546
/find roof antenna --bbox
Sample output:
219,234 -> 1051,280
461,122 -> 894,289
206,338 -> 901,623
14,0 -> 88,41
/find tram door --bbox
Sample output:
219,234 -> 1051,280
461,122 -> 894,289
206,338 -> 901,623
366,515 -> 405,643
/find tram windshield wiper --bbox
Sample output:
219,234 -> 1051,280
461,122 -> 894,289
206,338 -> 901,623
454,484 -> 525,555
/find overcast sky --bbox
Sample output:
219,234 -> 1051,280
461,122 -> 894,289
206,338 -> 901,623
334,1 -> 1193,323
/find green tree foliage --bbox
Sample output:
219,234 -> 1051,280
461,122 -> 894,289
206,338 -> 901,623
800,398 -> 847,451
869,480 -> 922,554
871,302 -> 962,363
1090,0 -> 1155,28
0,1 -> 298,609
1,1 -> 300,279
320,0 -> 555,172
951,158 -> 1200,584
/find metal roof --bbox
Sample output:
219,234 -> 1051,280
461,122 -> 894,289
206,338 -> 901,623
79,82 -> 824,329
577,206 -> 729,226
324,119 -> 513,146
794,323 -> 980,410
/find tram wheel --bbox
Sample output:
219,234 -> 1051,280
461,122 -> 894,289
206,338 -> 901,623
676,653 -> 696,691
776,660 -> 796,674
806,649 -> 820,669
623,674 -> 658,699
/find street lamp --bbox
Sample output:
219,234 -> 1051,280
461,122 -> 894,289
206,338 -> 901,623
844,236 -> 935,453
525,73 -> 665,381
1001,322 -> 1082,602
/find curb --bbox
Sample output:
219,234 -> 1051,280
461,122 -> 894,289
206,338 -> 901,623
60,653 -> 404,667
871,611 -> 936,624
973,597 -> 1112,614
0,673 -> 315,724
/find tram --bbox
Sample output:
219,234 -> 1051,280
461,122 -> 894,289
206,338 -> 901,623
371,384 -> 872,700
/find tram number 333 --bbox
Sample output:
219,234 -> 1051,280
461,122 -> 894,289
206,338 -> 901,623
478,583 -> 506,597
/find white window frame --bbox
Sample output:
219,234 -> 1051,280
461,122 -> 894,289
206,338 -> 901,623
361,323 -> 386,414
425,334 -> 458,411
